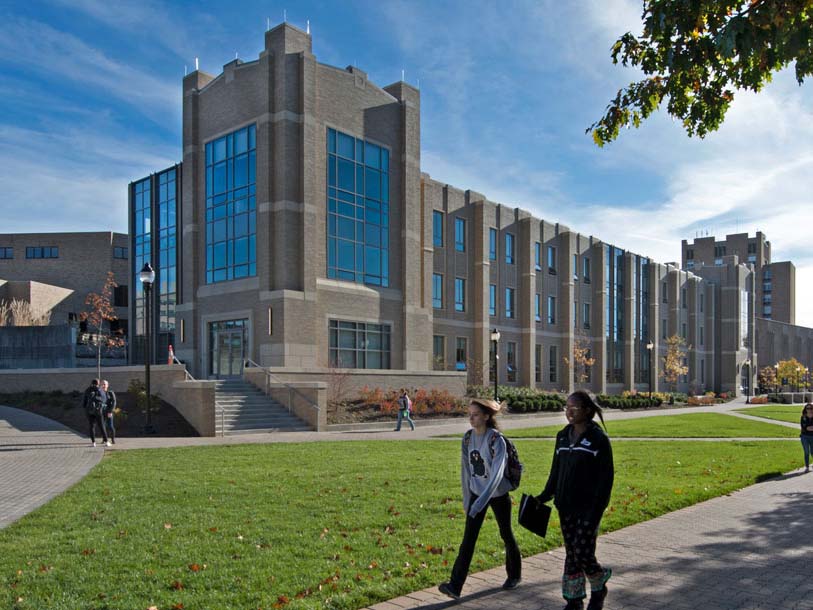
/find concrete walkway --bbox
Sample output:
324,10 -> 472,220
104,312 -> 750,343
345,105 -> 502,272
2,398 -> 810,608
0,405 -> 102,529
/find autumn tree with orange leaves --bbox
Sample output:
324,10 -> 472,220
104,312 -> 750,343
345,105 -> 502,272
81,272 -> 124,379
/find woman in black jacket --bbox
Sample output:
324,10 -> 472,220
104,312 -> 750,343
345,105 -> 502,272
800,403 -> 813,472
538,390 -> 613,610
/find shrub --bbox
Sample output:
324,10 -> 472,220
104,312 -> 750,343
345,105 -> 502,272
749,395 -> 768,404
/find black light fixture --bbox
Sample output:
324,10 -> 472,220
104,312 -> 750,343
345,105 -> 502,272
490,329 -> 501,402
743,359 -> 751,404
139,262 -> 156,434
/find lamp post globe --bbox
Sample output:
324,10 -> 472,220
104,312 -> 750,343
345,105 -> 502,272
139,263 -> 156,434
490,329 -> 500,402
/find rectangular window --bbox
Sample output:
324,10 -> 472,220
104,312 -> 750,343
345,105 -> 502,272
327,127 -> 389,287
207,124 -> 257,283
574,301 -> 578,328
433,335 -> 445,370
505,233 -> 515,264
662,319 -> 667,339
113,246 -> 128,259
547,246 -> 556,274
700,293 -> 704,312
328,320 -> 391,369
686,248 -> 694,260
662,283 -> 668,302
433,211 -> 444,247
507,341 -> 517,382
682,288 -> 687,308
700,326 -> 704,346
432,273 -> 443,309
682,322 -> 687,338
489,284 -> 497,316
747,242 -> 756,254
535,344 -> 542,383
0,247 -> 12,259
26,246 -> 58,259
549,345 -> 558,383
547,295 -> 556,324
505,287 -> 515,319
701,359 -> 705,383
535,293 -> 541,322
113,285 -> 128,307
454,277 -> 465,312
456,337 -> 468,370
583,303 -> 591,329
535,242 -> 542,271
489,228 -> 497,260
714,245 -> 727,257
455,217 -> 466,252
583,257 -> 591,283
573,254 -> 578,280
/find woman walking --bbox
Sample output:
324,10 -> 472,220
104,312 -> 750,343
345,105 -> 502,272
438,398 -> 521,599
538,390 -> 614,610
801,403 -> 813,472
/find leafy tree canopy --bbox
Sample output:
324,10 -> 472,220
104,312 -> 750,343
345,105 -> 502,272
589,0 -> 813,146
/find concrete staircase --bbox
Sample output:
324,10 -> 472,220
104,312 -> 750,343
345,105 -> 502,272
214,379 -> 311,435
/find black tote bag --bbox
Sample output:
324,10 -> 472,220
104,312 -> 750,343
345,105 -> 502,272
518,493 -> 552,538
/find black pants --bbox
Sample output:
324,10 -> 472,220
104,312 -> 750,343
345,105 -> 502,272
449,493 -> 521,592
560,512 -> 608,600
87,412 -> 108,443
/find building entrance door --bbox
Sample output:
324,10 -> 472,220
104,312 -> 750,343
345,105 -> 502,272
213,329 -> 244,378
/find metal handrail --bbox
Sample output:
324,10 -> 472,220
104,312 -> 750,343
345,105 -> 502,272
243,358 -> 321,415
171,356 -> 196,381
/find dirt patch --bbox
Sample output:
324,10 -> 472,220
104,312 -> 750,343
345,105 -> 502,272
0,391 -> 199,437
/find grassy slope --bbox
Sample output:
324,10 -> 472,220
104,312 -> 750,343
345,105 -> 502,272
506,412 -> 797,438
0,440 -> 800,610
734,405 -> 805,425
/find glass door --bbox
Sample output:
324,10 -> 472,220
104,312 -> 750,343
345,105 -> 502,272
214,329 -> 244,378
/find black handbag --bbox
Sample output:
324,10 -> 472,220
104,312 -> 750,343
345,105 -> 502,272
518,493 -> 552,538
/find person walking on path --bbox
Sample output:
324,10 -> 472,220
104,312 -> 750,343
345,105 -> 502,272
82,378 -> 110,447
800,403 -> 813,472
394,388 -> 415,431
438,398 -> 521,599
101,380 -> 117,445
537,390 -> 614,610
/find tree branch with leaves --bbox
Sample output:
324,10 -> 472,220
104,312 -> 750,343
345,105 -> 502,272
80,272 -> 124,379
661,334 -> 689,393
589,0 -> 813,146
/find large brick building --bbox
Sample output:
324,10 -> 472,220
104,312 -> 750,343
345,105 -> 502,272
130,23 -> 763,396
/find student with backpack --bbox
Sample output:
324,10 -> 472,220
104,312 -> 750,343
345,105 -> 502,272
394,388 -> 415,431
438,398 -> 521,599
82,378 -> 110,447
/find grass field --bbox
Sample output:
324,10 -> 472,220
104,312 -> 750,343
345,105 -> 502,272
504,412 -> 798,438
0,438 -> 801,610
734,404 -> 806,425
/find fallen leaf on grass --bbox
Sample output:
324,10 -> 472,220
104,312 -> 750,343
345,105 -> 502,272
171,604 -> 185,610
81,549 -> 95,556
164,523 -> 172,529
188,564 -> 201,572
171,581 -> 184,590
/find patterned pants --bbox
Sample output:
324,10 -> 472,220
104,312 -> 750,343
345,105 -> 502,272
559,512 -> 611,600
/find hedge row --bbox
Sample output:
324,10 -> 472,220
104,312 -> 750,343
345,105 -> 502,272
596,394 -> 663,409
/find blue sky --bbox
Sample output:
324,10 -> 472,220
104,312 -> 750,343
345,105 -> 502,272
2,0 -> 812,326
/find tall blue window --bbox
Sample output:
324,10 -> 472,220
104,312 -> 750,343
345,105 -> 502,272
433,211 -> 444,247
432,273 -> 443,309
547,245 -> 556,273
489,228 -> 497,260
505,233 -> 515,264
547,295 -> 556,324
535,242 -> 541,270
455,277 -> 465,312
0,247 -> 12,259
206,124 -> 257,283
505,287 -> 515,318
158,168 -> 177,332
133,177 -> 151,336
327,128 -> 390,286
455,218 -> 466,252
489,284 -> 497,316
535,293 -> 541,322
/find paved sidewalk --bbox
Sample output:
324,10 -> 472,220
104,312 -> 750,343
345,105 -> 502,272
364,467 -> 813,610
0,405 -> 102,529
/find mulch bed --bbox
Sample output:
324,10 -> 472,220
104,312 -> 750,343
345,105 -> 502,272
0,392 -> 199,437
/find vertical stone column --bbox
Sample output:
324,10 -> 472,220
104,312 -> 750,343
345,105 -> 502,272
593,242 -> 608,395
560,232 -> 576,393
471,202 -> 491,386
623,252 -> 635,391
518,218 -> 536,386
649,263 -> 660,394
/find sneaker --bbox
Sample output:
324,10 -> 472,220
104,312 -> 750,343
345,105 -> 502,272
92,442 -> 96,447
438,582 -> 461,600
587,586 -> 608,610
502,577 -> 521,590
564,599 -> 584,610
105,440 -> 112,447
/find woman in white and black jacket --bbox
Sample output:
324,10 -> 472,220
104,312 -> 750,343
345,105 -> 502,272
438,398 -> 521,599
538,390 -> 614,610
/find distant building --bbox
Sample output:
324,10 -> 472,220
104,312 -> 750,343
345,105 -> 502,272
0,231 -> 129,330
682,232 -> 795,323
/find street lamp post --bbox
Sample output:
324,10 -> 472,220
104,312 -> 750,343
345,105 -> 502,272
798,367 -> 803,394
139,263 -> 156,434
646,340 -> 654,404
774,363 -> 780,395
743,359 -> 751,404
490,329 -> 501,402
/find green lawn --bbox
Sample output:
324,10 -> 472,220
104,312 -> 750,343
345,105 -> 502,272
0,440 -> 801,610
735,404 -> 806,425
506,412 -> 798,438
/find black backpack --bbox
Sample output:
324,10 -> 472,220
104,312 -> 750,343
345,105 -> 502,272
84,387 -> 103,415
463,430 -> 523,490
